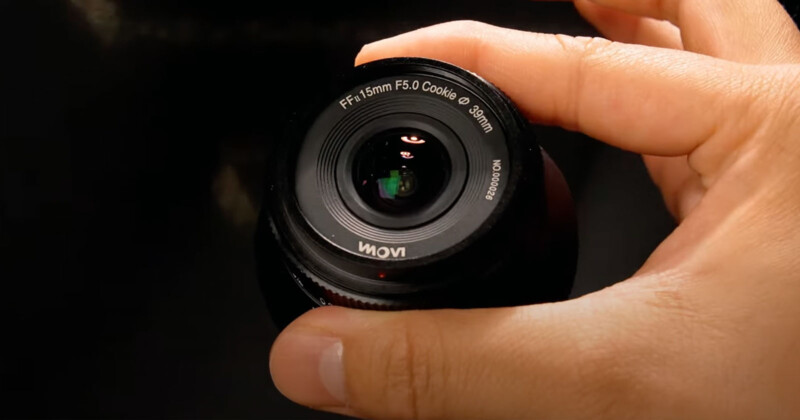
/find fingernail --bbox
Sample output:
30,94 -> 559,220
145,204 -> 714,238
270,331 -> 347,407
319,340 -> 347,403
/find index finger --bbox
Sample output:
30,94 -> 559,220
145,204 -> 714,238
356,21 -> 754,158
582,0 -> 800,63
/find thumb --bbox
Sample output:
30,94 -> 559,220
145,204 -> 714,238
269,297 -> 640,419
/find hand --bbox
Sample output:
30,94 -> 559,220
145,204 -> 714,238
269,1 -> 800,418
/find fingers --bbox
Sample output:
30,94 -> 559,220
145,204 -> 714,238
356,21 -> 749,158
561,1 -> 700,219
572,0 -> 682,49
561,0 -> 799,219
270,300 -> 638,419
583,0 -> 800,63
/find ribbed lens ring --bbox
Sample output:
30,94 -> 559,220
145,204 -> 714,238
315,94 -> 491,243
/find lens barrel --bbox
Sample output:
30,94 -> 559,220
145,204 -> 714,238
257,58 -> 577,328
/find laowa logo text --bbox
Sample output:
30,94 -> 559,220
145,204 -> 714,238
358,241 -> 406,259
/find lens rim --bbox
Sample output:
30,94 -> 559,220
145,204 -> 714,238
336,114 -> 468,229
263,58 -> 557,306
294,81 -> 510,261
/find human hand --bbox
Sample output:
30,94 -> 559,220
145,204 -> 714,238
269,0 -> 800,418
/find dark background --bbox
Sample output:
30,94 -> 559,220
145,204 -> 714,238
1,0 -> 797,418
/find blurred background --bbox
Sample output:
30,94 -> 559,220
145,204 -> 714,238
1,0 -> 796,418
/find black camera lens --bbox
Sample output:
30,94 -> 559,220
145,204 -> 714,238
352,127 -> 452,218
257,58 -> 578,328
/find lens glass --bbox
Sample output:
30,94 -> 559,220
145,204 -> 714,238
352,128 -> 451,216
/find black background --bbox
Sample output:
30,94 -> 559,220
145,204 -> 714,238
1,0 -> 797,418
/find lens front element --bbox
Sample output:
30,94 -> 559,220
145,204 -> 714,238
352,128 -> 451,216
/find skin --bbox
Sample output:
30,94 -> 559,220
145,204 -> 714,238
269,0 -> 800,418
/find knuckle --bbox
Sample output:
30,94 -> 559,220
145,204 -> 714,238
366,313 -> 447,419
552,35 -> 616,132
716,66 -> 800,177
562,35 -> 616,60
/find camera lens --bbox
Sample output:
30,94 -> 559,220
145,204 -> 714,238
352,128 -> 452,219
257,58 -> 578,328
